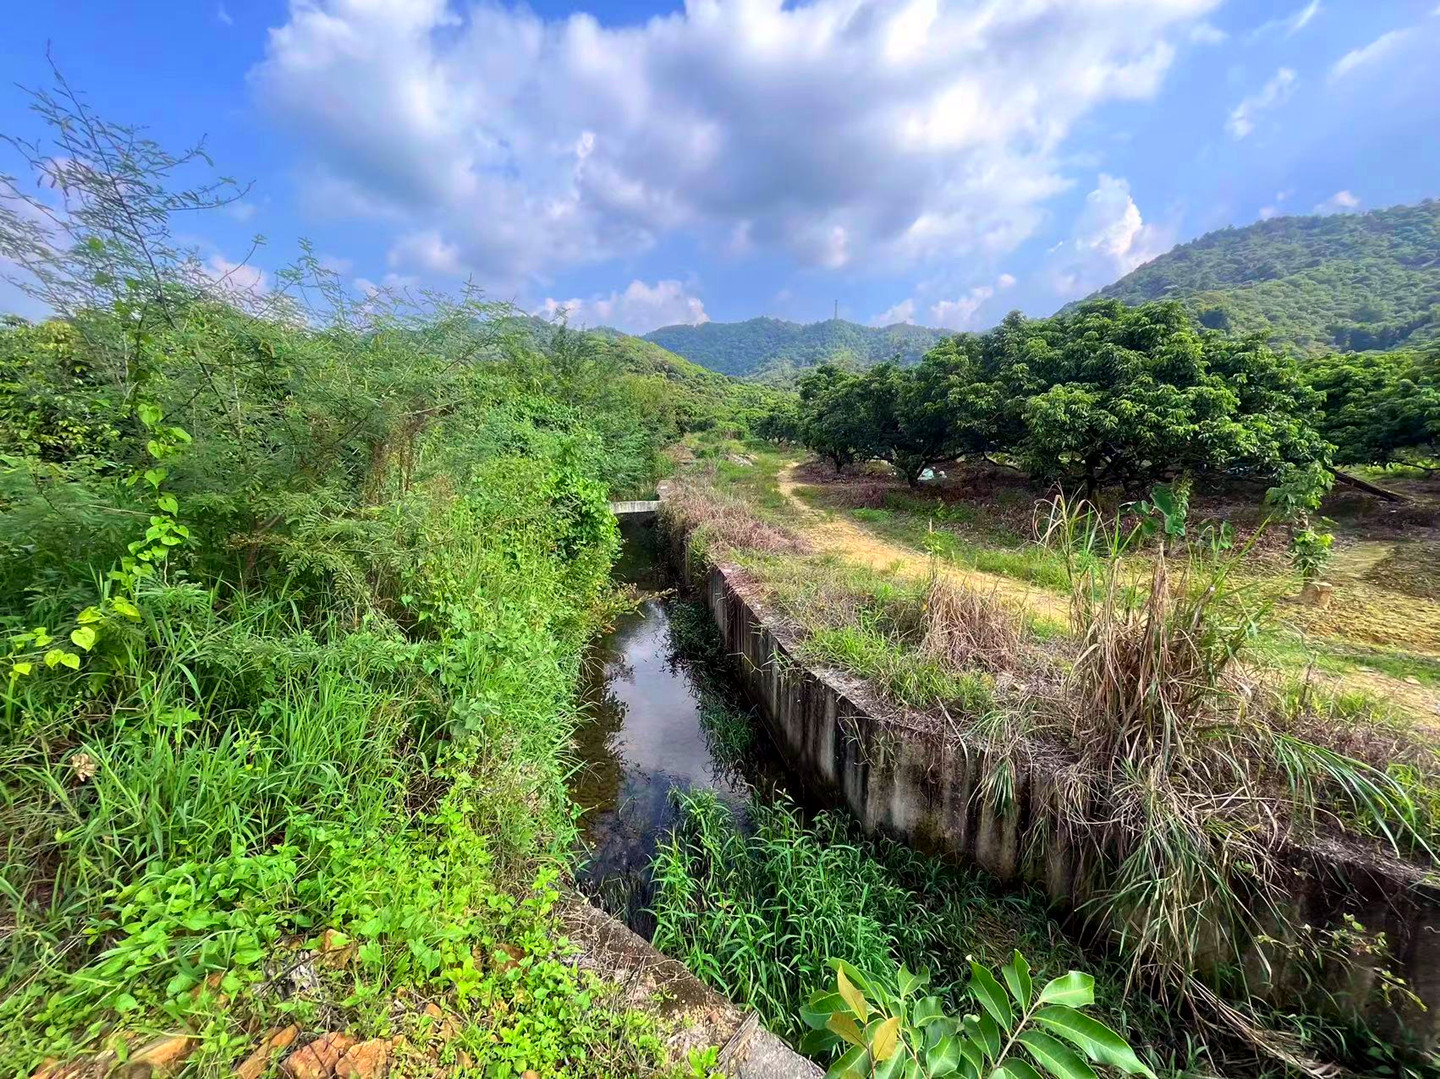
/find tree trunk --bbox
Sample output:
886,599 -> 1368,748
1333,469 -> 1410,503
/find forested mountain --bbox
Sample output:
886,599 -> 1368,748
645,316 -> 946,380
1089,199 -> 1440,354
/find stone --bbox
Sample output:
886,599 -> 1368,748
316,929 -> 357,969
282,1033 -> 357,1079
1298,579 -> 1334,608
235,1026 -> 300,1079
1404,675 -> 1422,686
334,1038 -> 392,1079
119,1034 -> 195,1077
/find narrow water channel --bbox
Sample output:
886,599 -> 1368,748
569,518 -> 779,931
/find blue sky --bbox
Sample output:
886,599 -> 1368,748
2,0 -> 1438,333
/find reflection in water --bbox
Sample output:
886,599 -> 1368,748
570,519 -> 774,934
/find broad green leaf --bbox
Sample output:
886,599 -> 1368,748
872,1016 -> 902,1062
837,967 -> 870,1024
44,648 -> 66,668
77,606 -> 103,624
1001,951 -> 1032,1009
827,1044 -> 872,1079
828,1012 -> 865,1047
1018,1030 -> 1098,1079
898,964 -> 921,998
1034,1006 -> 1155,1078
1036,972 -> 1094,1007
913,996 -> 946,1027
969,963 -> 1013,1028
802,991 -> 846,1029
990,1061 -> 1043,1079
799,1028 -> 841,1056
70,626 -> 97,652
157,493 -> 179,514
144,467 -> 167,489
964,1014 -> 1001,1060
11,661 -> 32,677
829,958 -> 874,993
958,1036 -> 985,1078
927,1034 -> 961,1076
110,597 -> 141,621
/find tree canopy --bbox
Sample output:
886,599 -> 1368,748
790,300 -> 1331,493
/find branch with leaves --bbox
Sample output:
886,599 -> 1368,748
800,954 -> 1155,1079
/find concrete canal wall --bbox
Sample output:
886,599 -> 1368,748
675,544 -> 1440,1047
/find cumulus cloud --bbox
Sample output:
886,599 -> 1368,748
539,278 -> 708,334
1313,189 -> 1360,214
871,298 -> 917,326
252,0 -> 1217,286
930,285 -> 995,330
1226,68 -> 1297,139
1044,174 -> 1169,298
1330,28 -> 1415,82
389,230 -> 464,275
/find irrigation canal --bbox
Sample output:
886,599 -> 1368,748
570,517 -> 784,933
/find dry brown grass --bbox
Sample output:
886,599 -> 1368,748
919,573 -> 1024,675
660,480 -> 811,560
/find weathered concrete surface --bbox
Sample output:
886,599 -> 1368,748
562,897 -> 822,1077
610,499 -> 662,518
676,546 -> 1440,1049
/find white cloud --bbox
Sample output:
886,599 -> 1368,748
930,285 -> 995,330
1313,189 -> 1360,214
1330,28 -> 1414,82
205,254 -> 268,296
871,298 -> 916,326
1258,205 -> 1280,220
997,272 -> 1017,290
225,201 -> 257,222
1226,68 -> 1297,139
1248,1 -> 1320,40
1045,174 -> 1170,298
217,3 -> 234,27
1190,21 -> 1227,44
252,0 -> 1218,286
388,230 -> 464,275
539,278 -> 708,334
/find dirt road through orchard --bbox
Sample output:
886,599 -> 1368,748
775,463 -> 1440,730
775,463 -> 1071,623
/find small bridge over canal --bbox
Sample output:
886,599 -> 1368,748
608,499 -> 661,519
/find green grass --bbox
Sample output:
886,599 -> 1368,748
1258,630 -> 1440,689
805,623 -> 995,713
802,484 -> 1075,591
650,790 -> 1207,1077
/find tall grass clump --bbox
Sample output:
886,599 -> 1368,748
1038,487 -> 1438,1045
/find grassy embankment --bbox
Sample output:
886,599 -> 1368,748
659,435 -> 1440,1077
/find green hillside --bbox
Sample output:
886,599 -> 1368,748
644,316 -> 947,380
1090,199 -> 1440,354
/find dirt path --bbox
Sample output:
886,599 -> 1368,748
775,463 -> 1071,623
777,464 -> 1440,729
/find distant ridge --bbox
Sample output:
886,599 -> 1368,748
1086,199 -> 1440,354
644,316 -> 947,380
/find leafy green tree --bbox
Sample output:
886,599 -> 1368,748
797,364 -> 875,471
1308,348 -> 1439,468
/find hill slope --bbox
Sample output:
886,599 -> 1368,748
1090,199 -> 1440,354
645,317 -> 947,380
